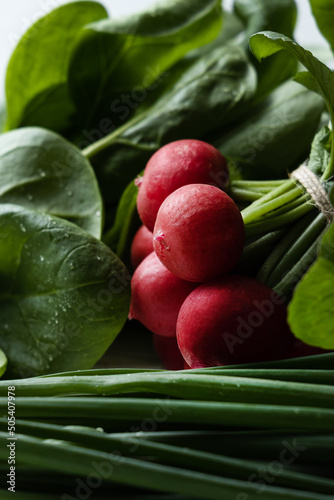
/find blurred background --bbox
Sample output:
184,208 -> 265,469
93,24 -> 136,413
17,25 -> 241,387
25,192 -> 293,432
0,0 -> 329,102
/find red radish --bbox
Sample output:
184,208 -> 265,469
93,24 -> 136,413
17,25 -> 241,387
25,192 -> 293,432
129,252 -> 197,337
153,334 -> 185,370
137,140 -> 228,231
153,184 -> 244,282
176,275 -> 293,368
131,225 -> 153,269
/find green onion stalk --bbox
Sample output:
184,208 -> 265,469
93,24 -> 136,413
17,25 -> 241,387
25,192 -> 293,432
1,356 -> 334,499
228,129 -> 334,299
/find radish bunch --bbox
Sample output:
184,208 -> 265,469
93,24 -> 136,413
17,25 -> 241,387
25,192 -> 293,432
130,140 -> 293,369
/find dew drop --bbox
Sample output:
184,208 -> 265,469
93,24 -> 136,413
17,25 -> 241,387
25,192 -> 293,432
95,210 -> 102,218
134,176 -> 143,187
40,255 -> 45,262
19,223 -> 26,233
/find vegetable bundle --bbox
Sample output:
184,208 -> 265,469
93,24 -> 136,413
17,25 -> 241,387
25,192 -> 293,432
1,355 -> 334,499
2,0 -> 334,498
0,0 -> 332,386
0,0 -> 311,377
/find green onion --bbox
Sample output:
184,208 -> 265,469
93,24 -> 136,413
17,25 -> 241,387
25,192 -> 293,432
0,432 -> 331,500
1,420 -> 333,494
2,373 -> 334,408
3,397 -> 334,431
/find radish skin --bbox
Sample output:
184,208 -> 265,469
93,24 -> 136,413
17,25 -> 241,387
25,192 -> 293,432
131,225 -> 153,269
137,140 -> 228,231
177,275 -> 293,368
153,184 -> 244,282
129,252 -> 197,337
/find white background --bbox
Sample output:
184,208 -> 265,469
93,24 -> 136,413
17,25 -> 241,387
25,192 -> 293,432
0,0 -> 329,103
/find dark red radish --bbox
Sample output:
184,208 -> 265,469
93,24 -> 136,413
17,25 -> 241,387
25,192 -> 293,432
131,225 -> 153,269
153,184 -> 244,282
137,140 -> 228,231
176,275 -> 293,368
129,252 -> 197,337
153,334 -> 185,370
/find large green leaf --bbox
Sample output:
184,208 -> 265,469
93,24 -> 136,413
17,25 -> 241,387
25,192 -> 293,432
235,0 -> 296,41
5,2 -> 107,132
249,30 -> 334,180
0,204 -> 131,378
234,0 -> 297,99
216,80 -> 324,178
249,31 -> 334,120
68,0 -> 222,130
288,222 -> 334,349
89,45 -> 257,204
0,127 -> 103,239
309,0 -> 334,51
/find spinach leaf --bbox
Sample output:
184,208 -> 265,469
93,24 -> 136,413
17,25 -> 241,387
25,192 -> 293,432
68,0 -> 222,130
0,204 -> 131,378
235,0 -> 296,42
234,0 -> 297,99
0,127 -> 103,239
5,2 -> 107,132
103,176 -> 141,265
89,45 -> 257,204
249,30 -> 334,179
249,31 -> 334,121
288,222 -> 334,349
0,350 -> 7,378
309,0 -> 334,51
215,80 -> 324,178
307,126 -> 331,178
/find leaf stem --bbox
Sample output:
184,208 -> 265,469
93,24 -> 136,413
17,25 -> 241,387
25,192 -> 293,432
274,238 -> 321,301
266,213 -> 327,288
322,112 -> 334,180
242,185 -> 304,224
256,212 -> 317,284
228,187 -> 264,202
82,110 -> 150,159
244,201 -> 315,237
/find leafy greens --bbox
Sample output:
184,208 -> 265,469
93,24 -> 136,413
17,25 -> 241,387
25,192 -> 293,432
0,127 -> 103,239
0,204 -> 131,378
